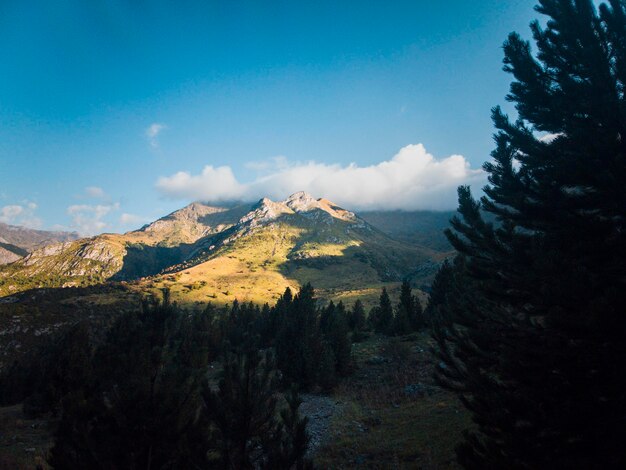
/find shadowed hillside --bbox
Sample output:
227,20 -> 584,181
359,210 -> 455,253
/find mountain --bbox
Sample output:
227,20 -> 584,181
140,192 -> 442,305
359,210 -> 455,253
0,202 -> 248,295
0,193 -> 446,304
0,223 -> 79,265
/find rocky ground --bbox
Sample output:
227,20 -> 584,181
300,393 -> 345,456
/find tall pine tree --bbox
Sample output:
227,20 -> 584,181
434,1 -> 626,468
203,349 -> 311,469
374,287 -> 394,335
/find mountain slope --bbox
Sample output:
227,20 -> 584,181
0,193 -> 445,303
359,210 -> 455,252
0,243 -> 28,265
0,223 -> 79,265
138,192 -> 440,305
0,201 -> 250,295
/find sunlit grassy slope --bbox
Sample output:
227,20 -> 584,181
0,203 -> 248,297
0,194 -> 445,305
139,208 -> 438,307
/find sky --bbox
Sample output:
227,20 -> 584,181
0,0 -> 540,235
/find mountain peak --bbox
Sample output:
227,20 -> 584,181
284,191 -> 314,201
283,191 -> 319,212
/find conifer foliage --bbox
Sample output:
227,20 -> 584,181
369,283 -> 425,336
48,292 -> 211,469
203,349 -> 312,469
395,279 -> 424,334
2,282 -> 355,468
370,287 -> 394,334
45,290 -> 320,469
433,1 -> 626,468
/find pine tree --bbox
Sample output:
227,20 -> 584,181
319,300 -> 336,334
264,387 -> 313,470
48,292 -> 210,469
349,299 -> 366,332
393,304 -> 411,336
424,259 -> 457,326
203,350 -> 313,469
203,349 -> 281,469
15,322 -> 94,417
434,1 -> 626,468
394,280 -> 414,334
275,284 -> 321,388
316,341 -> 337,391
375,287 -> 394,335
323,301 -> 352,376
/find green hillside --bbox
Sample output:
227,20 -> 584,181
0,193 -> 444,305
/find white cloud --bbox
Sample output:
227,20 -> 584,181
1,205 -> 23,219
0,202 -> 42,228
146,123 -> 167,148
156,143 -> 486,211
156,165 -> 245,202
84,186 -> 106,199
66,203 -> 120,235
119,213 -> 148,227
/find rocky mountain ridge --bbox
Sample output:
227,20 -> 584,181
0,223 -> 79,265
0,193 -> 448,303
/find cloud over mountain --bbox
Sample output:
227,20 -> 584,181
156,144 -> 485,210
66,203 -> 120,235
0,202 -> 42,228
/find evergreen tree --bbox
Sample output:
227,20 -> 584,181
349,299 -> 366,332
366,305 -> 380,331
264,387 -> 314,470
258,302 -> 274,348
424,259 -> 456,326
433,1 -> 626,468
394,280 -> 414,334
203,350 -> 312,469
393,304 -> 411,336
322,301 -> 352,376
48,292 -> 211,469
203,349 -> 281,469
275,284 -> 321,388
0,322 -> 95,417
316,341 -> 337,391
319,300 -> 336,334
375,288 -> 394,335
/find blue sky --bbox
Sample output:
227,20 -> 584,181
0,0 -> 538,234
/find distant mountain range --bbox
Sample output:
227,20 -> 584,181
0,193 -> 453,305
0,223 -> 79,265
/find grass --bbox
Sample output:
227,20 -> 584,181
139,221 -> 434,309
314,333 -> 471,469
317,395 -> 467,469
0,405 -> 52,469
